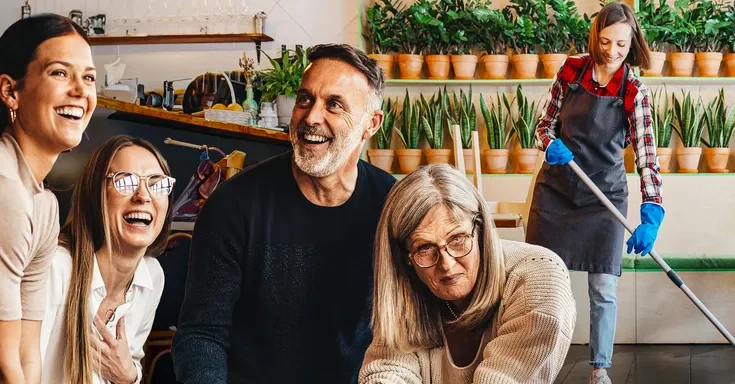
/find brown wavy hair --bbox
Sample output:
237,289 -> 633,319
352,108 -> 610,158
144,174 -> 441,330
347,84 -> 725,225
589,1 -> 651,70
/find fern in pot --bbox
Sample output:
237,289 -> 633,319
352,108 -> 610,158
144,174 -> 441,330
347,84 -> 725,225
480,92 -> 512,173
672,90 -> 705,172
394,90 -> 423,173
651,87 -> 675,172
504,84 -> 541,173
702,88 -> 735,172
368,97 -> 397,172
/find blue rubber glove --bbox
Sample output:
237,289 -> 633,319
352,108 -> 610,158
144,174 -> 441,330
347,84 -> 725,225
626,203 -> 665,256
545,139 -> 574,165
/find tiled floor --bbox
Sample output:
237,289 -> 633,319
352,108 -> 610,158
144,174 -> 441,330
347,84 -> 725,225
555,344 -> 735,384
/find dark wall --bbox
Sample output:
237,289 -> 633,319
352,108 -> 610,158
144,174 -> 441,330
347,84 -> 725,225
46,108 -> 292,332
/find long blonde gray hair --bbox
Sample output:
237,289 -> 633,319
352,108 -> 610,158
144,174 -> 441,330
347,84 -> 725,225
371,164 -> 506,353
58,135 -> 173,384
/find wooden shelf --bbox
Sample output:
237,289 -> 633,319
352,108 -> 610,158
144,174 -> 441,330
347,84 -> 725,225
386,78 -> 552,86
638,76 -> 735,85
97,97 -> 290,143
88,33 -> 273,46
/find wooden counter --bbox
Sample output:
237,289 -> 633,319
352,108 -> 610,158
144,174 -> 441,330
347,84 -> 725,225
97,97 -> 291,143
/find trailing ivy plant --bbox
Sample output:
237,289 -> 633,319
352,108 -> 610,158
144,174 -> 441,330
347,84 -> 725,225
363,0 -> 401,54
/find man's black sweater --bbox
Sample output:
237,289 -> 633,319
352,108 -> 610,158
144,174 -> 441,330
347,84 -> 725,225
172,151 -> 396,383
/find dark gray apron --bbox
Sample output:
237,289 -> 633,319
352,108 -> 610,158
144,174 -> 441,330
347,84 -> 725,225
526,60 -> 629,276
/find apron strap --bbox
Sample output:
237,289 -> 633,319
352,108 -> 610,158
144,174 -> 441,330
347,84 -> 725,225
568,59 -> 591,91
611,65 -> 629,108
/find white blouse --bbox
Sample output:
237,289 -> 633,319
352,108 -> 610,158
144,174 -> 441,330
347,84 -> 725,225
40,246 -> 165,384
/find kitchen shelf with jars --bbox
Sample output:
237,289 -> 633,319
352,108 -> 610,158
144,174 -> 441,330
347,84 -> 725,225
359,0 -> 735,175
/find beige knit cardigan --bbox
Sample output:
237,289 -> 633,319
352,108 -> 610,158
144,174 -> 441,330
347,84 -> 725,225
359,240 -> 577,384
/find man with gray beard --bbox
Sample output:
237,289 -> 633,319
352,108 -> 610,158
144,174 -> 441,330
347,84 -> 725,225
172,44 -> 397,384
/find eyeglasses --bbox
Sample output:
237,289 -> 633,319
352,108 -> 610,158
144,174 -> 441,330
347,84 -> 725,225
107,171 -> 176,198
408,219 -> 478,268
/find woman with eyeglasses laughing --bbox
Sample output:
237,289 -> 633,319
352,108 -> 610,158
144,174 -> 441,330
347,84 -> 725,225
359,164 -> 576,384
39,135 -> 175,384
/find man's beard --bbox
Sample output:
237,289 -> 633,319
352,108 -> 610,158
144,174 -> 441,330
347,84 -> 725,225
291,117 -> 367,178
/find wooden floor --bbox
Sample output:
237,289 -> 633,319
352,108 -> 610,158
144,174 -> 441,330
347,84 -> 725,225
555,344 -> 735,384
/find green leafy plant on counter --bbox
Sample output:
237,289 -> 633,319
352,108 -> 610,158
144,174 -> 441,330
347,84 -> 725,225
259,48 -> 309,102
702,88 -> 735,148
480,93 -> 512,149
377,97 -> 397,149
395,90 -> 421,149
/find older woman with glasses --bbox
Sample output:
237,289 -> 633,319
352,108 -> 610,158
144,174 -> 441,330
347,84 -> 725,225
39,135 -> 175,384
359,164 -> 576,384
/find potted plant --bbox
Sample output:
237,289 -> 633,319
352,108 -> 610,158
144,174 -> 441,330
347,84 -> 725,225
260,47 -> 309,125
651,87 -> 675,172
538,0 -> 576,78
364,0 -> 401,78
444,86 -> 478,172
420,91 -> 451,164
504,84 -> 541,173
639,0 -> 673,76
480,93 -> 512,173
568,8 -> 591,56
443,0 -> 490,79
724,2 -> 735,76
702,88 -> 735,172
394,90 -> 423,173
667,0 -> 697,77
478,8 -> 513,79
393,3 -> 427,79
508,0 -> 542,79
672,90 -> 705,172
368,97 -> 397,172
691,0 -> 728,77
413,0 -> 451,79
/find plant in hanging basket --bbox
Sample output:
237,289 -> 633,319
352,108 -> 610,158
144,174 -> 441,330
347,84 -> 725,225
702,88 -> 735,149
504,84 -> 541,149
651,87 -> 674,148
395,90 -> 421,150
377,97 -> 397,150
480,93 -> 512,150
672,90 -> 705,147
363,0 -> 401,54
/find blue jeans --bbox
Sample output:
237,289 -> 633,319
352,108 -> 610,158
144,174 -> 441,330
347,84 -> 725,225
588,273 -> 618,368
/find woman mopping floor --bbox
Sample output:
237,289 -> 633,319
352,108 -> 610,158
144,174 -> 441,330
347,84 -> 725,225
526,3 -> 664,384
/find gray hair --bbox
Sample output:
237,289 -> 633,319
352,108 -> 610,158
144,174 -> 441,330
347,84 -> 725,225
371,164 -> 507,352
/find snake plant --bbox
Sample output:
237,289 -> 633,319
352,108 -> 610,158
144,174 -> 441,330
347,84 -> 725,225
443,86 -> 477,149
480,93 -> 512,150
702,88 -> 735,148
420,91 -> 444,149
651,87 -> 674,148
672,90 -> 705,148
376,97 -> 397,150
394,90 -> 421,149
504,84 -> 541,149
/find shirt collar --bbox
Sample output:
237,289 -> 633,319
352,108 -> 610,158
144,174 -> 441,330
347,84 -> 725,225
92,254 -> 155,292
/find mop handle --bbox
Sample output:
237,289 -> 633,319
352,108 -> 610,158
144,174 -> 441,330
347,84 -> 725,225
567,160 -> 735,347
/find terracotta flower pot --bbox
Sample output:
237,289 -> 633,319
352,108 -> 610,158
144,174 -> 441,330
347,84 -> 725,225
424,148 -> 452,165
425,55 -> 450,80
480,54 -> 509,79
624,145 -> 635,173
369,53 -> 394,79
397,54 -> 423,80
675,147 -> 702,173
482,149 -> 510,174
511,54 -> 539,79
704,147 -> 730,173
643,51 -> 666,76
462,149 -> 475,174
367,149 -> 394,173
669,52 -> 695,77
696,52 -> 723,77
513,148 -> 540,173
725,53 -> 735,77
540,53 -> 568,78
395,148 -> 422,174
657,147 -> 673,173
450,54 -> 478,80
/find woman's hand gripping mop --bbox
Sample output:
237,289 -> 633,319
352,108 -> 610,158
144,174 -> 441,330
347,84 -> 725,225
546,139 -> 735,347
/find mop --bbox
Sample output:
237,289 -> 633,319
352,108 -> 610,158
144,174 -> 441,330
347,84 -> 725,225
567,159 -> 735,347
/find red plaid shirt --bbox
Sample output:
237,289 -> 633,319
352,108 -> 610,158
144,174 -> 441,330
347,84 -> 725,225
535,56 -> 663,204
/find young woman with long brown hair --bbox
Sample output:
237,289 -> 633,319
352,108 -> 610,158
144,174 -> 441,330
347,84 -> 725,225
39,135 -> 175,384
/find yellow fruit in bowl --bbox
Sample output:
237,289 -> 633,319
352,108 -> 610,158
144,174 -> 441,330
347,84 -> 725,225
212,103 -> 226,110
227,103 -> 244,112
